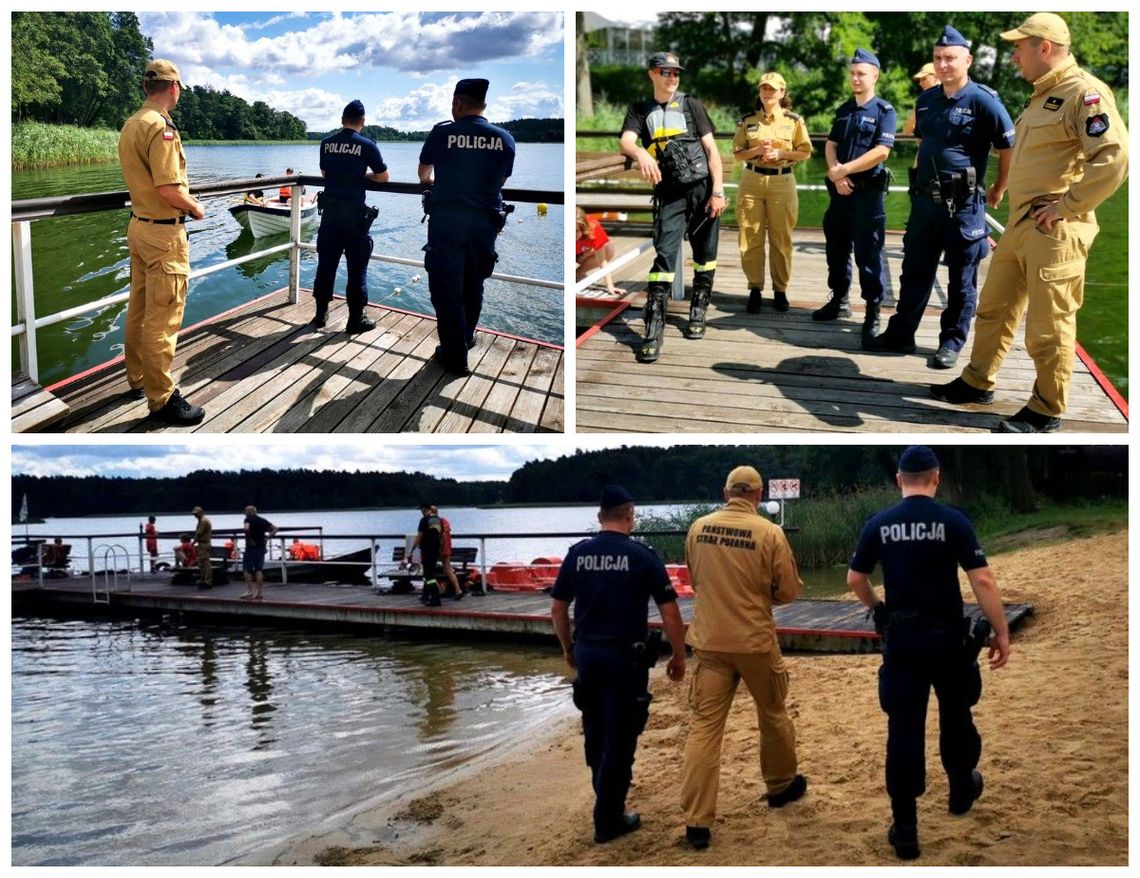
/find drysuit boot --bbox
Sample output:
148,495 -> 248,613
422,579 -> 442,607
637,292 -> 667,363
687,282 -> 712,339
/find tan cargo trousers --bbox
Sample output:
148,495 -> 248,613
680,648 -> 799,827
737,169 -> 799,293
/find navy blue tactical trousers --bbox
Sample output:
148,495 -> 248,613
822,183 -> 888,304
314,208 -> 374,312
424,208 -> 498,371
878,632 -> 982,805
572,640 -> 652,834
884,194 -> 990,351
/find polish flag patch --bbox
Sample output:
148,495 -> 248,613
1083,92 -> 1101,106
163,130 -> 175,140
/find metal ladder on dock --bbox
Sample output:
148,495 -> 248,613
92,545 -> 131,604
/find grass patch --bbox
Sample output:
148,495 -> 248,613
12,122 -> 120,169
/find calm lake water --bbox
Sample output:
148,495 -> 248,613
11,142 -> 565,386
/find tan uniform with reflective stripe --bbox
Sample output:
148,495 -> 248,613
118,98 -> 192,411
733,108 -> 812,292
963,56 -> 1128,417
680,495 -> 804,825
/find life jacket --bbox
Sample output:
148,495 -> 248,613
440,517 -> 452,556
279,185 -> 291,201
644,93 -> 709,186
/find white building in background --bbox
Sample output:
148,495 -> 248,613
582,12 -> 655,67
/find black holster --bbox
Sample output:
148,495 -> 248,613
630,630 -> 662,670
495,202 -> 516,233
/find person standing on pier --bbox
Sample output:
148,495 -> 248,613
118,59 -> 207,426
192,506 -> 213,590
679,465 -> 806,851
620,52 -> 726,360
847,445 -> 1010,860
813,49 -> 897,346
864,26 -> 1015,369
733,71 -> 813,315
313,100 -> 389,333
932,12 -> 1129,433
241,505 -> 278,601
413,502 -> 444,607
418,78 -> 516,377
145,515 -> 159,572
550,485 -> 686,845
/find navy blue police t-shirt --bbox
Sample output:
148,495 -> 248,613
320,128 -> 387,203
850,495 -> 987,622
419,115 -> 515,211
550,531 -> 677,643
914,80 -> 1015,187
827,95 -> 897,181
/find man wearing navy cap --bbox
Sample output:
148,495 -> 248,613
551,485 -> 687,844
847,446 -> 1010,860
313,100 -> 390,333
418,78 -> 516,376
866,26 -> 1015,370
619,52 -> 726,362
680,465 -> 805,850
815,48 -> 897,345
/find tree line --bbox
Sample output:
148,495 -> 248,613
581,12 -> 1128,133
11,447 -> 1125,521
307,118 -> 564,143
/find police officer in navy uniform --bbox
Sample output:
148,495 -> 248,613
551,485 -> 687,844
313,100 -> 390,332
866,27 -> 1015,369
847,446 -> 1011,860
815,49 -> 897,346
418,79 -> 516,377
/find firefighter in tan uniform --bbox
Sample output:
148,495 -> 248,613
932,13 -> 1128,432
118,59 -> 206,426
679,465 -> 806,851
733,72 -> 813,314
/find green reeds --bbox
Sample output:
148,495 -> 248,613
12,122 -> 120,169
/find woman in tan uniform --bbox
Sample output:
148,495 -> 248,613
733,72 -> 813,313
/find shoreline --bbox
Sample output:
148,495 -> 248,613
285,529 -> 1127,867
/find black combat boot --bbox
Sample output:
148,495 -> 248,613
687,281 -> 712,339
861,302 -> 881,345
746,287 -> 763,314
812,292 -> 851,321
421,579 -> 442,607
311,301 -> 328,328
772,290 -> 789,312
637,292 -> 667,362
345,310 -> 377,333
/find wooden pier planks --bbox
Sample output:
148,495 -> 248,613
36,289 -> 563,433
576,229 -> 1126,433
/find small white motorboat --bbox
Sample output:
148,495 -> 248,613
229,197 -> 318,237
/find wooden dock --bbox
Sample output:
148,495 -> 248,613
13,575 -> 1033,654
576,229 -> 1127,433
33,289 -> 563,433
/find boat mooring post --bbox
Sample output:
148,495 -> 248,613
13,220 -> 38,382
287,183 -> 302,304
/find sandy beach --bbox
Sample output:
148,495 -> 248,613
275,529 -> 1127,867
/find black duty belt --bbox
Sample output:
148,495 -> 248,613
745,163 -> 793,176
131,213 -> 186,225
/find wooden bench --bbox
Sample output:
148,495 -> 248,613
12,371 -> 70,432
379,546 -> 480,594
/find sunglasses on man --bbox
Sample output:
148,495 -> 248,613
655,68 -> 681,78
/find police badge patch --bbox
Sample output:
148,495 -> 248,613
1086,113 -> 1110,137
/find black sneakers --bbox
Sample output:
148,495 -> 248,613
345,314 -> 376,333
685,825 -> 711,850
888,824 -> 920,860
995,407 -> 1062,433
931,378 -> 994,405
928,344 -> 960,369
594,811 -> 641,844
948,770 -> 985,815
767,774 -> 807,807
149,389 -> 205,426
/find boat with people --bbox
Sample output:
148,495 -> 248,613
228,197 -> 318,237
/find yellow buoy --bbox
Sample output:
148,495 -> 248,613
536,203 -> 548,216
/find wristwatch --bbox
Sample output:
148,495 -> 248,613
712,190 -> 725,198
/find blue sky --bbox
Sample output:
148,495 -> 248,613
137,12 -> 564,132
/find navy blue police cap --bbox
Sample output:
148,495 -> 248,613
342,99 -> 365,119
935,26 -> 971,48
851,48 -> 880,68
454,78 -> 490,102
898,445 -> 940,473
600,484 -> 634,509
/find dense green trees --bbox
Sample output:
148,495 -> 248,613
307,118 -> 564,144
174,86 -> 307,141
11,447 -> 1125,520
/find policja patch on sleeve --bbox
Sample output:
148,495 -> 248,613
1086,113 -> 1110,137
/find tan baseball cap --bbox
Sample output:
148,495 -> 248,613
145,59 -> 183,83
913,62 -> 936,80
1000,13 -> 1070,44
759,71 -> 786,90
725,465 -> 763,492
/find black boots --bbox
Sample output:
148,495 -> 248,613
421,579 -> 442,607
638,292 -> 667,363
312,301 -> 328,328
862,302 -> 881,346
345,311 -> 376,333
813,293 -> 852,321
687,282 -> 712,339
746,287 -> 763,313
